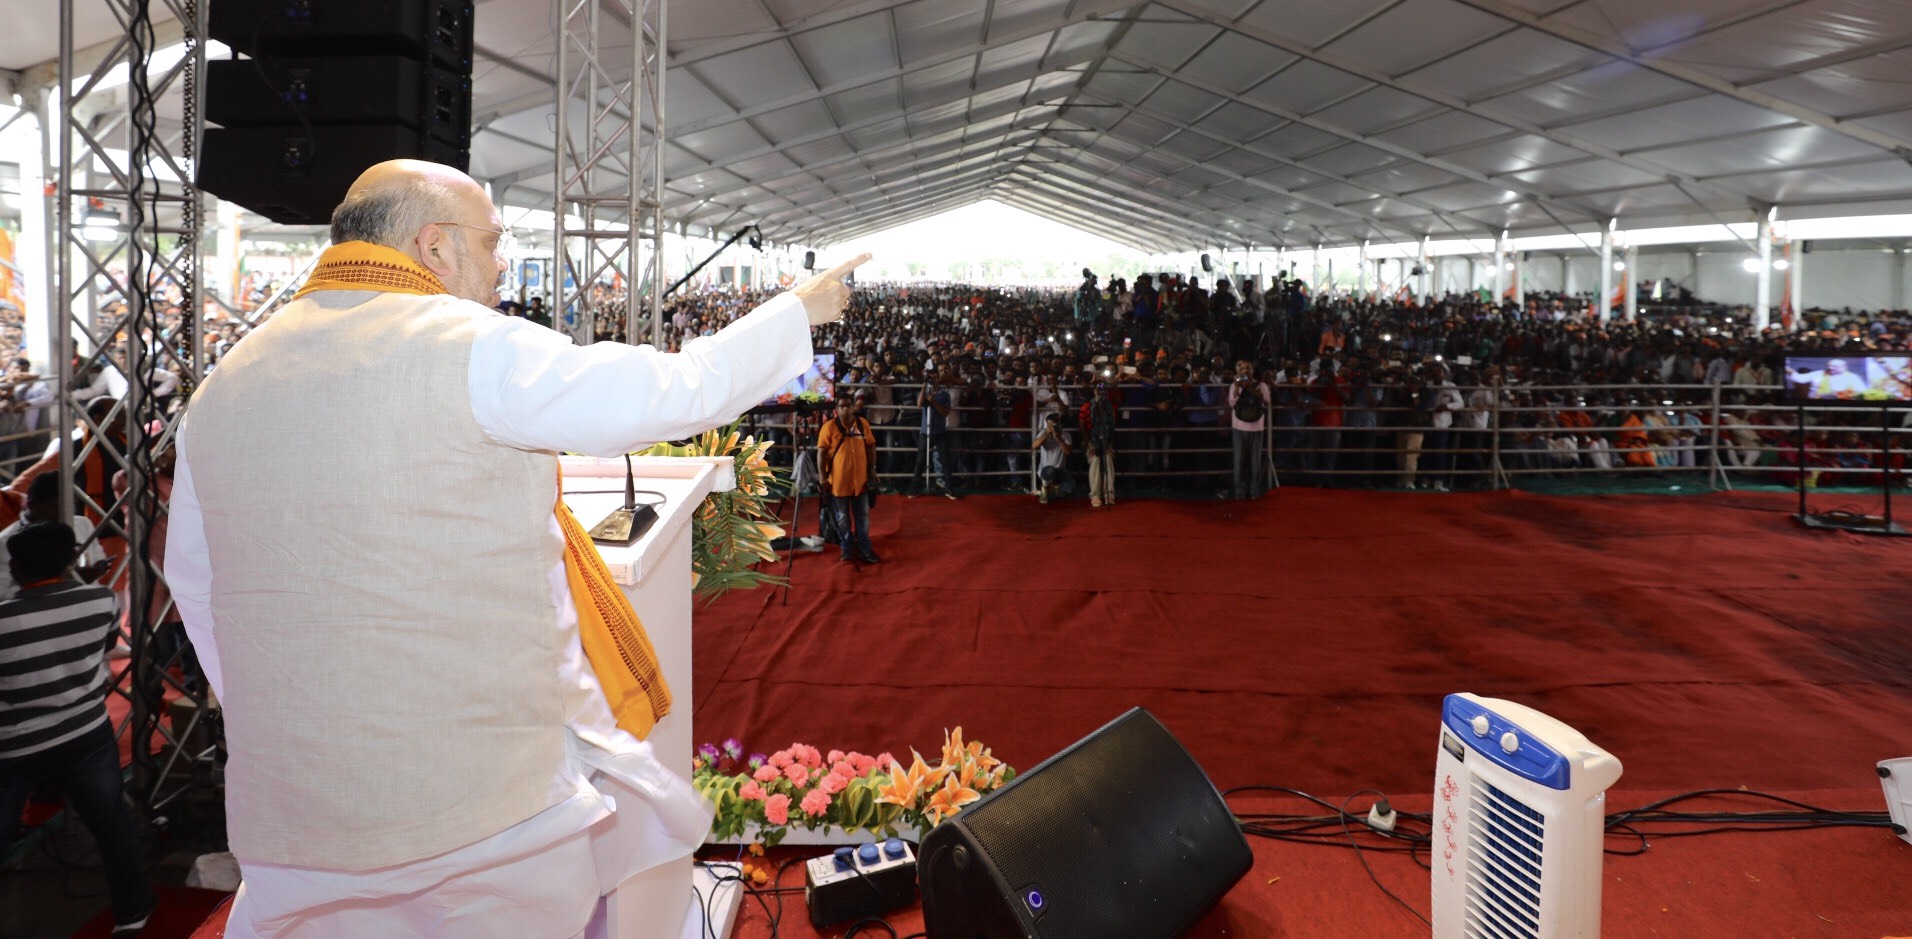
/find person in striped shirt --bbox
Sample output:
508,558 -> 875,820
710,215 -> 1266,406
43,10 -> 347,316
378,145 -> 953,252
0,521 -> 154,934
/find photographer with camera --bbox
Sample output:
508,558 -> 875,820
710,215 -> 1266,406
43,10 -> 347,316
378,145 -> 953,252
1227,360 -> 1271,500
1079,372 -> 1121,507
1031,412 -> 1074,504
818,396 -> 880,565
910,366 -> 958,499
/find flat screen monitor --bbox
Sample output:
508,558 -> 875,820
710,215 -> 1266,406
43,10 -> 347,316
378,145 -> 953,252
1784,355 -> 1912,402
765,352 -> 835,404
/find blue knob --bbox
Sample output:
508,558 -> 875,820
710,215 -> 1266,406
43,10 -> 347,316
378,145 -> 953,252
857,843 -> 880,865
883,838 -> 906,860
833,846 -> 855,871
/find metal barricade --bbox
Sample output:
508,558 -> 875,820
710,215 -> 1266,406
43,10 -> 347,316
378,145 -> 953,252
745,380 -> 1907,497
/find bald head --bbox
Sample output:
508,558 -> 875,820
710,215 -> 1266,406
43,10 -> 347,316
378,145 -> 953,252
331,160 -> 506,305
331,159 -> 479,249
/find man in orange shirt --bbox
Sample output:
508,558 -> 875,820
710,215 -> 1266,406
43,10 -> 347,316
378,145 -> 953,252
818,395 -> 880,564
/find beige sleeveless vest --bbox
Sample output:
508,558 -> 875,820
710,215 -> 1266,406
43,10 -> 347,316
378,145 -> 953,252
186,290 -> 567,869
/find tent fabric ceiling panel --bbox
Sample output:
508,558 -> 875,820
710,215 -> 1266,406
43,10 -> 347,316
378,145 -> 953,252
1196,100 -> 1283,141
687,45 -> 817,112
1081,69 -> 1163,106
40,0 -> 1912,248
1754,59 -> 1912,120
1179,33 -> 1298,95
1235,0 -> 1399,50
788,14 -> 896,89
1114,18 -> 1222,74
1317,0 -> 1512,76
1643,124 -> 1884,179
1254,165 -> 1333,192
1723,159 -> 1912,204
977,33 -> 1055,76
1371,111 -> 1516,155
1243,59 -> 1374,115
1437,134 -> 1600,175
826,80 -> 908,124
673,124 -> 773,164
1358,162 -> 1467,196
1206,148 -> 1280,178
1479,63 -> 1692,127
669,0 -> 782,51
1854,109 -> 1912,141
1139,80 -> 1226,120
1302,143 -> 1401,177
750,101 -> 841,146
1561,97 -> 1797,153
1308,87 -> 1449,137
1403,30 -> 1611,101
1505,160 -> 1671,197
901,59 -> 982,108
1646,0 -> 1907,82
1254,124 -> 1350,159
1045,20 -> 1126,59
663,73 -> 738,128
989,0 -> 1076,39
894,3 -> 987,61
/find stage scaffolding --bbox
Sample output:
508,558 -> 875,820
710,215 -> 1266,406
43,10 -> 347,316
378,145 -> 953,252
553,0 -> 667,347
50,0 -> 218,830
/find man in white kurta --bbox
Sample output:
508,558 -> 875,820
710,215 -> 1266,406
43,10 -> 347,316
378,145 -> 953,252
165,160 -> 866,938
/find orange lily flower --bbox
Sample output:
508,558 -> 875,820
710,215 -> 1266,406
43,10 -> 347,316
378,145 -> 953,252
925,770 -> 982,825
875,751 -> 934,807
940,727 -> 966,768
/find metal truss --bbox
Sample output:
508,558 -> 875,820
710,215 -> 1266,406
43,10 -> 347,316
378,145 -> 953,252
52,0 -> 217,830
553,0 -> 666,347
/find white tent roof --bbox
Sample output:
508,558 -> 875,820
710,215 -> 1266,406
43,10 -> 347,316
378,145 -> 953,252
9,0 -> 1912,251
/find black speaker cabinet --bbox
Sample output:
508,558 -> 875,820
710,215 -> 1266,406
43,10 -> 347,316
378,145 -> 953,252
199,124 -> 465,225
919,708 -> 1251,939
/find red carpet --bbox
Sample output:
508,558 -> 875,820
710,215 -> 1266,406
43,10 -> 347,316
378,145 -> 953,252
165,488 -> 1912,938
687,488 -> 1912,938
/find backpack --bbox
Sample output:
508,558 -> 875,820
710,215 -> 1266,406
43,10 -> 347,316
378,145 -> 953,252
1232,383 -> 1265,423
1089,395 -> 1116,447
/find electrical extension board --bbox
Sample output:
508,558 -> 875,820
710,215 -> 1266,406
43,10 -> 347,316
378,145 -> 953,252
805,839 -> 919,928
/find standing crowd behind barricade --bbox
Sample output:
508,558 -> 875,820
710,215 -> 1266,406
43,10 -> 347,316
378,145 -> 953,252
605,274 -> 1912,498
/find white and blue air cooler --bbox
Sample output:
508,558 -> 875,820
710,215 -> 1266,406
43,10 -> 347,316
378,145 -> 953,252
1430,693 -> 1622,939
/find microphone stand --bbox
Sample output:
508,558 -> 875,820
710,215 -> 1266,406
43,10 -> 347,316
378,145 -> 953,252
587,454 -> 658,546
663,226 -> 757,300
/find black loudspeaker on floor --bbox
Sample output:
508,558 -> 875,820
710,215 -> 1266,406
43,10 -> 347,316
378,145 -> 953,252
918,708 -> 1252,939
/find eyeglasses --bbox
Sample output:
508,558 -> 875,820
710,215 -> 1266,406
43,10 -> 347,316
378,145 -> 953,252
432,221 -> 508,238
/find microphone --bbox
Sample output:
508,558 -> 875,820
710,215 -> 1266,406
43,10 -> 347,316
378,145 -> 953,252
587,454 -> 659,546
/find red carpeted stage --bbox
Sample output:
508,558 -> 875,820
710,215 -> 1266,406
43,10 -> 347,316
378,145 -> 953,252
685,487 -> 1912,939
146,487 -> 1911,939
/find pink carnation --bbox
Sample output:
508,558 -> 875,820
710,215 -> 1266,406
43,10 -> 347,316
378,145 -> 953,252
850,753 -> 878,775
816,772 -> 848,796
831,761 -> 857,779
800,789 -> 831,817
764,793 -> 790,825
784,763 -> 809,785
873,752 -> 894,771
768,750 -> 792,769
796,745 -> 824,769
753,765 -> 780,783
739,781 -> 766,801
827,749 -> 846,765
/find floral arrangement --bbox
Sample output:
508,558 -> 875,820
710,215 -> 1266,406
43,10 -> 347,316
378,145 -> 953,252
693,728 -> 1015,846
638,422 -> 784,601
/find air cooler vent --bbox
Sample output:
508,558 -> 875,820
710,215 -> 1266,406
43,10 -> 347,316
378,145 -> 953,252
1433,693 -> 1621,939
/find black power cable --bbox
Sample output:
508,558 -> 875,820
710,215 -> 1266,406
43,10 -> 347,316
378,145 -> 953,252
1225,784 -> 1891,928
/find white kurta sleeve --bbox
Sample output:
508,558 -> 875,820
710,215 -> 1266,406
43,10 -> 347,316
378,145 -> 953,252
163,425 -> 224,702
468,291 -> 814,456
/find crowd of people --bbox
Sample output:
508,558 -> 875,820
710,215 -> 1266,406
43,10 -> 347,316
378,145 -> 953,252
620,272 -> 1912,501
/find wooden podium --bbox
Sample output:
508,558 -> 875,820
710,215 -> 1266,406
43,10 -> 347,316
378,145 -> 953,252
560,455 -> 738,939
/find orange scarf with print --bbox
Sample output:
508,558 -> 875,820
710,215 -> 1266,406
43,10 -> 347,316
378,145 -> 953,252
298,241 -> 671,739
